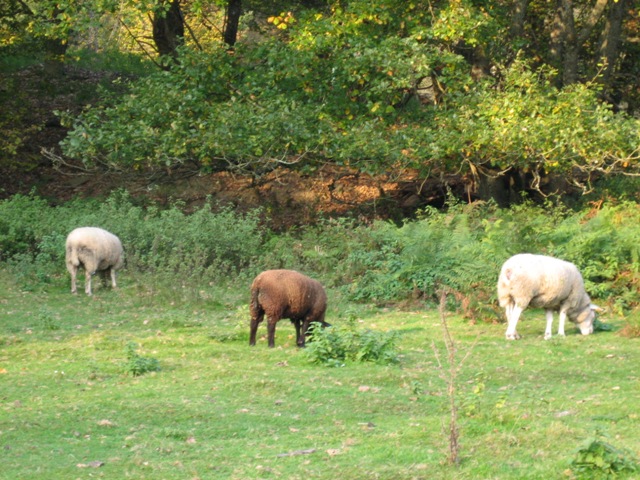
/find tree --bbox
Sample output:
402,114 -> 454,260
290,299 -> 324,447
3,0 -> 638,205
511,0 -> 636,92
223,0 -> 242,47
152,0 -> 185,60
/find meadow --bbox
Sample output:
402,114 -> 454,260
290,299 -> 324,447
1,192 -> 640,478
1,267 -> 638,480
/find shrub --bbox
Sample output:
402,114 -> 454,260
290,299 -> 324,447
0,191 -> 265,290
304,316 -> 399,366
571,434 -> 639,478
124,342 -> 161,377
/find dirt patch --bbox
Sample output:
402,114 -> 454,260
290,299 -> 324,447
14,163 -> 462,228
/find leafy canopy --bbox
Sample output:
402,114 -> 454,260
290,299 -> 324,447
56,0 -> 640,188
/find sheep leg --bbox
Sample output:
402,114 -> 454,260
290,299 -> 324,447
293,320 -> 304,347
266,317 -> 278,348
505,304 -> 522,340
69,266 -> 78,294
544,310 -> 554,340
249,310 -> 264,346
557,310 -> 567,337
109,268 -> 118,289
84,270 -> 93,296
297,319 -> 312,348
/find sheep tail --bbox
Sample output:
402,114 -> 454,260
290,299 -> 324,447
66,244 -> 80,267
503,267 -> 513,282
249,286 -> 261,317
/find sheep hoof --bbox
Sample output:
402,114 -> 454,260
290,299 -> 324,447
505,333 -> 521,340
544,334 -> 552,340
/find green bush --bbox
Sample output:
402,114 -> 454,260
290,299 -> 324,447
1,192 -> 639,316
304,316 -> 399,366
124,342 -> 161,377
0,191 -> 265,289
572,434 -> 639,478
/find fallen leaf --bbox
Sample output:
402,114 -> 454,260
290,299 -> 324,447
276,448 -> 316,458
358,386 -> 370,392
77,461 -> 104,468
554,410 -> 573,418
326,449 -> 342,456
97,419 -> 114,427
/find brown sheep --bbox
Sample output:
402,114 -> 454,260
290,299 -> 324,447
249,269 -> 329,348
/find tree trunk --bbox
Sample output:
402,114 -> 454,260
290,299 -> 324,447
560,0 -> 578,86
223,0 -> 242,47
510,0 -> 529,38
598,0 -> 627,88
43,7 -> 69,76
43,37 -> 68,76
152,0 -> 185,60
551,0 -> 610,87
549,0 -> 565,86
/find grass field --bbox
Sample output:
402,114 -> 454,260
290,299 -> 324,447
1,270 -> 638,479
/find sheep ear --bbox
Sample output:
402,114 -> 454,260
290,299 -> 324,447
590,304 -> 603,312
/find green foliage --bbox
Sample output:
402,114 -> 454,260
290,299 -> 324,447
0,191 -> 264,289
304,315 -> 399,366
0,74 -> 38,159
429,58 -> 640,181
256,198 -> 638,319
572,434 -> 639,478
0,193 -> 64,260
70,47 -> 152,76
54,2 -> 640,187
2,192 -> 640,319
37,307 -> 60,331
3,0 -> 640,197
58,1 -> 463,174
124,342 -> 161,376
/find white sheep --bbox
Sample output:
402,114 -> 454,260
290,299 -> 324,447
497,253 -> 597,340
65,227 -> 124,296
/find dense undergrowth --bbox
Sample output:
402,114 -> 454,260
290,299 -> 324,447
1,191 -> 640,324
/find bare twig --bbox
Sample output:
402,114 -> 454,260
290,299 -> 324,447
42,148 -> 96,174
118,17 -> 162,68
433,287 -> 478,466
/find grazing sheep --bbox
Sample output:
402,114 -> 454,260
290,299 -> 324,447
497,253 -> 597,340
65,227 -> 124,296
249,269 -> 329,348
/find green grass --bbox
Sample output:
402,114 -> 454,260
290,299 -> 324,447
1,269 -> 638,479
